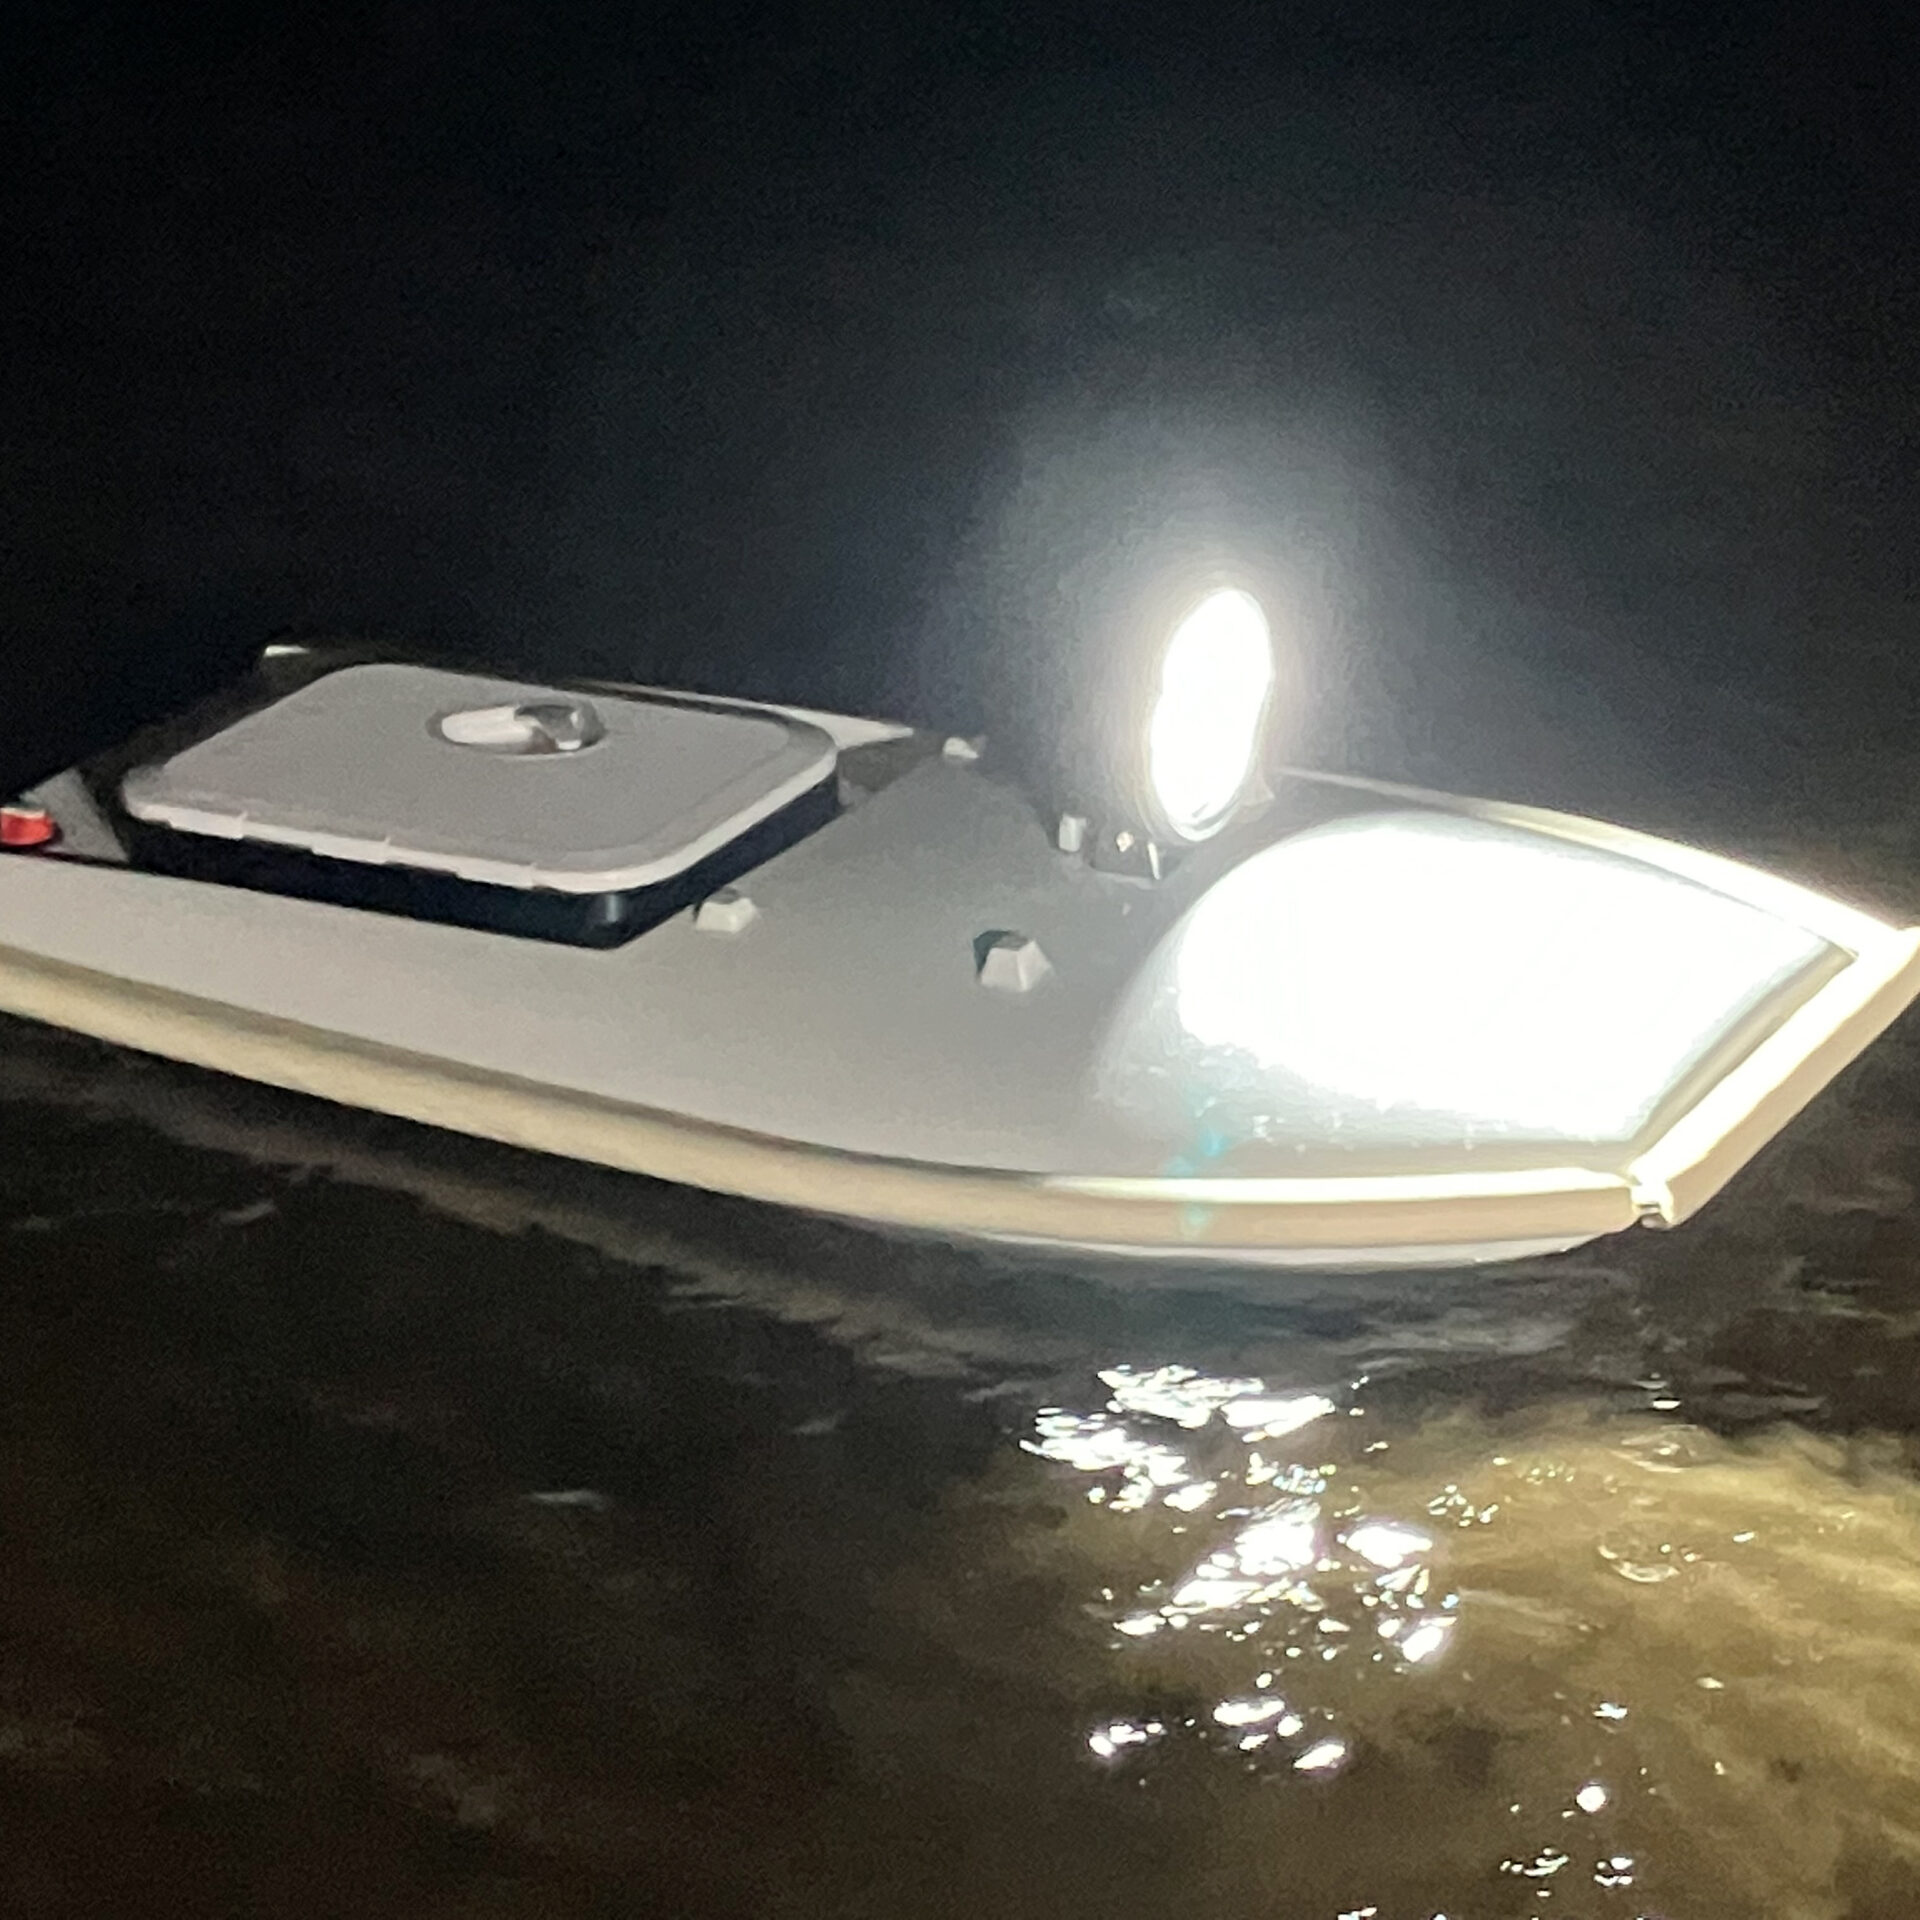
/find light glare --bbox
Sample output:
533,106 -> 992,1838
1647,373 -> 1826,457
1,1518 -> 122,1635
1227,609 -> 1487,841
1221,1393 -> 1337,1438
1346,1522 -> 1434,1569
1146,589 -> 1274,841
1399,1619 -> 1453,1664
1160,812 -> 1831,1142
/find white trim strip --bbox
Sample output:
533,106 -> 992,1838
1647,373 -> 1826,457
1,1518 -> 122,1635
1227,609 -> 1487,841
1284,766 -> 1898,952
1629,924 -> 1920,1223
1048,1164 -> 1625,1205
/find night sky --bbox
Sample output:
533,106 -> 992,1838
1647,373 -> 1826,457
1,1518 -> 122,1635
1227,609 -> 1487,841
3,3 -> 1914,817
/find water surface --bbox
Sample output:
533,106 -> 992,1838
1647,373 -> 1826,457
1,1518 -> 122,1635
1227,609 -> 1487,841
6,988 -> 1920,1918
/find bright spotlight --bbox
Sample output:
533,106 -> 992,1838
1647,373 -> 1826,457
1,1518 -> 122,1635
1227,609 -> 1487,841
1144,588 -> 1276,844
1051,583 -> 1280,876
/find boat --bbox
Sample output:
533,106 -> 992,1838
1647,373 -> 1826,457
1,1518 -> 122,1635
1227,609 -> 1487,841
4,595 -> 1916,1271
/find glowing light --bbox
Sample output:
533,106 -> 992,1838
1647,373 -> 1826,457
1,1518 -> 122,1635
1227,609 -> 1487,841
1216,1696 -> 1308,1741
1293,1737 -> 1349,1774
1146,589 -> 1274,842
1594,1854 -> 1636,1889
1088,1719 -> 1162,1760
1508,1849 -> 1570,1880
1213,1695 -> 1294,1728
1025,1409 -> 1193,1512
1172,1575 -> 1263,1611
1575,1782 -> 1609,1813
1399,1620 -> 1453,1664
1155,811 -> 1831,1142
1594,1702 -> 1629,1721
1232,1501 -> 1321,1575
1031,1367 -> 1307,1521
1346,1521 -> 1434,1569
1163,1479 -> 1219,1512
1101,1363 -> 1263,1428
1221,1393 -> 1336,1438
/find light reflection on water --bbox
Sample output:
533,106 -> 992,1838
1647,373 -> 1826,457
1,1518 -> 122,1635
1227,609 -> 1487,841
1003,1355 -> 1920,1918
1028,1365 -> 1463,1786
9,1014 -> 1920,1916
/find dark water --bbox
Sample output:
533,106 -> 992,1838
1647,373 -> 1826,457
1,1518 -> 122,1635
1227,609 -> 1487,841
6,947 -> 1920,1918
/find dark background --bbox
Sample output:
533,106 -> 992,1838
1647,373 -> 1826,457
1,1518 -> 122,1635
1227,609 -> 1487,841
3,2 -> 1915,829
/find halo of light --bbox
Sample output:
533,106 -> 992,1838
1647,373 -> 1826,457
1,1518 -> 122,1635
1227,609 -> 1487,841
1156,813 -> 1832,1142
1145,588 -> 1274,842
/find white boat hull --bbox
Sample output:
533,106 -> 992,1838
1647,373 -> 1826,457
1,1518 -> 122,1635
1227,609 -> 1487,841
4,679 -> 1916,1270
